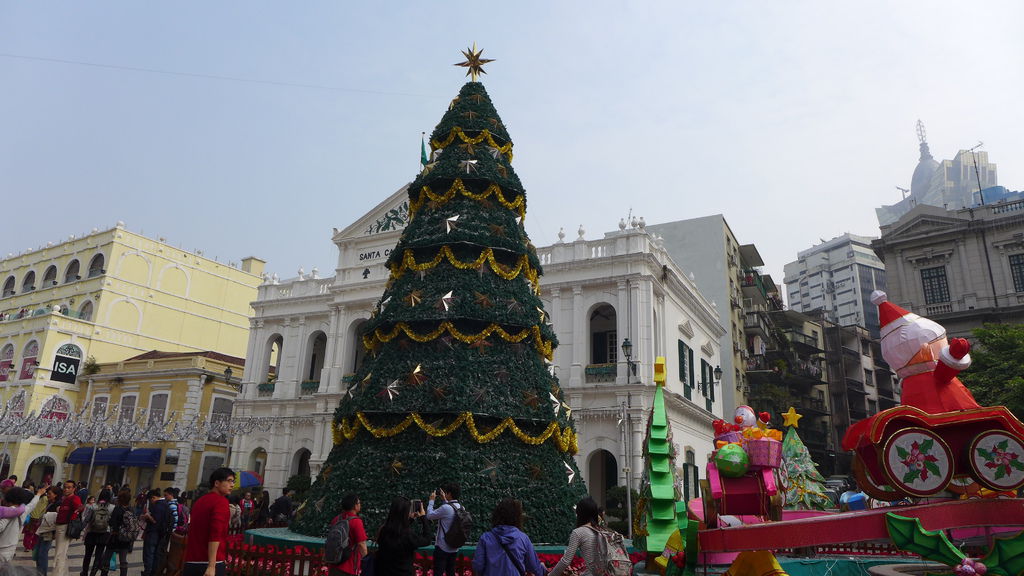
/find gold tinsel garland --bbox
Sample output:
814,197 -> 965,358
431,127 -> 513,161
331,411 -> 577,454
363,321 -> 553,360
410,179 -> 525,218
390,246 -> 539,287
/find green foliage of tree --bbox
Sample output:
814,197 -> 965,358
287,474 -> 311,499
604,485 -> 640,534
959,323 -> 1024,421
291,81 -> 585,543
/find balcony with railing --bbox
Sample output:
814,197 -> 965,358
849,408 -> 868,421
584,363 -> 617,383
300,380 -> 321,395
800,397 -> 829,415
783,329 -> 824,354
845,377 -> 866,394
740,269 -> 770,301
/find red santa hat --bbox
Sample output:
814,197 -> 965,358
872,290 -> 917,338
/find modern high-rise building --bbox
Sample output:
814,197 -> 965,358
783,234 -> 887,336
0,223 -> 264,483
876,121 -> 997,226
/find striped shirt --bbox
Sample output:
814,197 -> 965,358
549,525 -> 600,576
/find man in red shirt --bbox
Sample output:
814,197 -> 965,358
328,493 -> 367,576
183,468 -> 234,576
54,479 -> 83,576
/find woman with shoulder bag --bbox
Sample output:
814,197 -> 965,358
548,497 -> 603,576
472,498 -> 546,576
0,487 -> 41,561
34,486 -> 63,576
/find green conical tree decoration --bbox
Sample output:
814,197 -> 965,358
636,358 -> 679,555
781,425 -> 833,510
292,80 -> 585,543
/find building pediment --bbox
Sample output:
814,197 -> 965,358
333,185 -> 411,241
888,214 -> 960,239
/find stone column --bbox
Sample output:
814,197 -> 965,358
617,280 -> 629,384
571,285 -> 584,387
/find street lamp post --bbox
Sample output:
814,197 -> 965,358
620,338 -> 637,539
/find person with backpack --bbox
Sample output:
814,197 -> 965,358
140,489 -> 172,576
79,489 -> 114,576
325,493 -> 367,576
269,489 -> 294,525
239,492 -> 255,529
472,498 -> 545,576
182,468 -> 234,576
548,496 -> 631,576
425,482 -> 467,576
373,497 -> 431,576
98,490 -> 138,576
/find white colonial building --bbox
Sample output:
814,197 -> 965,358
231,188 -> 726,506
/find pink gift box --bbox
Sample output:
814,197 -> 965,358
746,438 -> 782,469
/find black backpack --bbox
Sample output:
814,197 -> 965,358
323,514 -> 353,565
442,502 -> 473,548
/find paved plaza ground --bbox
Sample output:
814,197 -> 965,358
9,539 -> 145,573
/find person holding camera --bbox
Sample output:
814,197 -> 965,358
374,497 -> 432,576
425,483 -> 463,576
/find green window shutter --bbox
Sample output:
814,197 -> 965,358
710,365 -> 716,403
682,465 -> 691,502
688,348 -> 696,390
679,340 -> 691,400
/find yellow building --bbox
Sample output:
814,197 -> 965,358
0,223 -> 264,484
68,351 -> 245,493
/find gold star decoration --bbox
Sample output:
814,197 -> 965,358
489,224 -> 506,237
523,391 -> 540,408
480,459 -> 499,482
782,406 -> 803,428
432,385 -> 448,400
448,97 -> 460,110
496,164 -> 508,178
446,215 -> 460,233
407,364 -> 426,386
389,459 -> 404,476
527,464 -> 543,480
460,141 -> 476,155
378,379 -> 400,401
462,110 -> 479,121
564,461 -> 576,484
459,159 -> 478,174
455,42 -> 495,82
487,146 -> 502,159
474,291 -> 493,308
469,387 -> 487,404
405,290 -> 422,307
469,93 -> 485,104
469,339 -> 493,354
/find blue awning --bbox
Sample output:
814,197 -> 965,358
94,448 -> 131,466
121,448 -> 161,468
66,447 -> 95,465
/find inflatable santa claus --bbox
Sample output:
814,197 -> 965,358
873,290 -> 980,413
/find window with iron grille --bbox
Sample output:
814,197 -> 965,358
920,266 -> 950,304
1011,254 -> 1024,292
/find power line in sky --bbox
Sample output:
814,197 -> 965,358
0,52 -> 427,97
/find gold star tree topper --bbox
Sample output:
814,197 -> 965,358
455,43 -> 495,82
782,406 -> 803,428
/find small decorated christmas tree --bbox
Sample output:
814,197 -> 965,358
635,358 -> 680,556
780,407 -> 833,510
291,47 -> 585,543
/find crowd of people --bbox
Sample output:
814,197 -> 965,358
325,482 -> 612,576
1,473 -> 619,576
0,469 -> 250,576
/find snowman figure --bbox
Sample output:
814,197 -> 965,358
734,405 -> 757,428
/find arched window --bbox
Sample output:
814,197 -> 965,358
87,254 -> 105,278
78,301 -> 94,322
291,448 -> 312,478
19,340 -> 38,380
248,448 -> 268,476
1,276 -> 14,297
42,266 -> 58,287
21,271 -> 36,293
304,331 -> 327,383
586,449 -> 618,506
64,260 -> 80,283
589,304 -> 617,364
0,344 -> 14,382
263,335 -> 284,384
41,396 -> 70,421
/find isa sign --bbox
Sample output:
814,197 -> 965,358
51,343 -> 84,385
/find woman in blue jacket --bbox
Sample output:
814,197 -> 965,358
472,498 -> 546,576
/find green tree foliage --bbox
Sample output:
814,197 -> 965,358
959,323 -> 1024,421
291,81 -> 585,543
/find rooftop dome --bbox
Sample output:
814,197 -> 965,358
911,122 -> 940,197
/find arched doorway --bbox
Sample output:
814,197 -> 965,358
587,449 -> 618,506
291,448 -> 311,478
249,448 -> 268,476
27,455 -> 56,486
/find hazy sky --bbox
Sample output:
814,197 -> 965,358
3,2 -> 1023,289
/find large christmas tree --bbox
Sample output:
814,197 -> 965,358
292,49 -> 586,543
